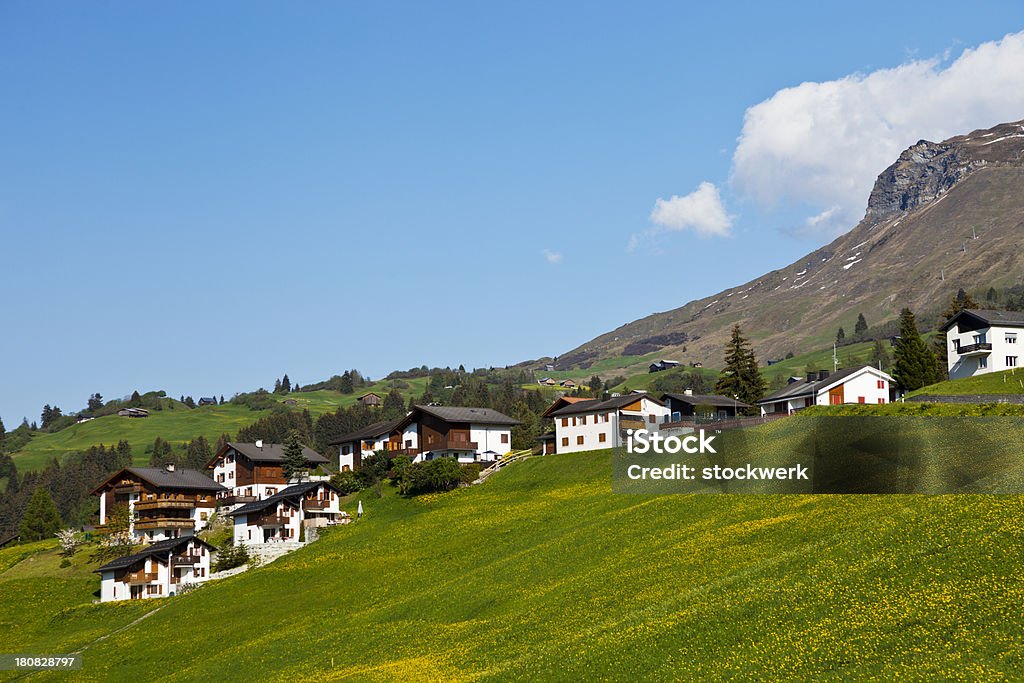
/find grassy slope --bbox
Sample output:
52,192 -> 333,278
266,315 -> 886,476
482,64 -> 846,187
11,445 -> 1023,681
907,368 -> 1024,397
10,379 -> 430,472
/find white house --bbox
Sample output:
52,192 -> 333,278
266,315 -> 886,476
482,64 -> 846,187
92,466 -> 225,543
549,392 -> 670,454
95,536 -> 216,602
207,441 -> 331,508
940,309 -> 1024,380
757,366 -> 894,415
227,481 -> 343,545
331,417 -> 408,471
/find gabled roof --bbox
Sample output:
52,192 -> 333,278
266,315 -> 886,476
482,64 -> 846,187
209,442 -> 330,468
92,467 -> 227,495
358,392 -> 382,399
939,309 -> 1024,332
227,481 -> 341,518
328,417 -> 406,446
541,396 -> 593,418
95,536 -> 217,573
661,393 -> 752,409
549,392 -> 664,417
411,405 -> 520,426
757,366 -> 892,404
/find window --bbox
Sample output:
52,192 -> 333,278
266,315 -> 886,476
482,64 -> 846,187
877,380 -> 885,389
878,398 -> 885,404
648,415 -> 656,423
228,471 -> 234,479
974,333 -> 987,344
980,357 -> 988,369
500,434 -> 509,444
580,416 -> 587,425
405,439 -> 412,448
561,437 -> 569,447
858,397 -> 865,404
603,413 -> 609,423
599,433 -> 606,443
200,512 -> 208,521
1008,334 -> 1018,344
342,445 -> 351,455
1008,356 -> 1019,367
561,418 -> 568,427
577,435 -> 584,445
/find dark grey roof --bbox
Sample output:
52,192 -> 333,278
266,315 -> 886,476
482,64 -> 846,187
94,467 -> 226,494
95,536 -> 217,573
227,442 -> 329,465
550,393 -> 665,417
661,393 -> 752,408
757,367 -> 864,404
227,481 -> 339,517
328,418 -> 405,445
939,309 -> 1024,331
413,405 -> 520,425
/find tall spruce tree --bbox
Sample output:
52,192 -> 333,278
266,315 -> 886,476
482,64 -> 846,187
20,486 -> 62,541
893,308 -> 940,391
854,313 -> 868,339
282,430 -> 307,481
714,324 -> 766,414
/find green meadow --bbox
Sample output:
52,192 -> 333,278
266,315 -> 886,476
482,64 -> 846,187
2,437 -> 1021,681
907,368 -> 1024,397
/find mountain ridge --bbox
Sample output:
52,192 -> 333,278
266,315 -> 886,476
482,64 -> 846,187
553,119 -> 1024,372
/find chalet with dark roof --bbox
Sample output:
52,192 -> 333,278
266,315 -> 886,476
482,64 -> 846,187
661,390 -> 751,421
227,481 -> 343,544
756,366 -> 893,415
95,535 -> 216,602
939,309 -> 1024,379
207,441 -> 330,507
92,465 -> 225,542
548,391 -> 669,454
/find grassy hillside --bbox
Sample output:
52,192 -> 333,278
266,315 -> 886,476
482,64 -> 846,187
6,444 -> 1023,680
907,368 -> 1024,397
9,379 -> 431,472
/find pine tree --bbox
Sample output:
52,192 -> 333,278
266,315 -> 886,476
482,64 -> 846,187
87,393 -> 104,412
714,325 -> 767,414
219,395 -> 225,405
282,430 -> 307,481
836,327 -> 846,345
281,374 -> 291,393
893,308 -> 940,391
869,339 -> 891,370
0,415 -> 5,450
273,378 -> 282,394
382,389 -> 406,419
149,437 -> 175,467
854,313 -> 868,338
588,375 -> 603,399
339,372 -> 354,394
20,486 -> 62,541
130,390 -> 141,407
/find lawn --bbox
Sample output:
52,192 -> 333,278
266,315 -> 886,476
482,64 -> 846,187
8,441 -> 1022,681
907,368 -> 1024,397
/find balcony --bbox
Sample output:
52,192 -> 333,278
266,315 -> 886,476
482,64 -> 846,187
304,499 -> 332,510
134,518 -> 196,531
134,500 -> 196,511
619,419 -> 647,431
171,554 -> 200,567
114,483 -> 142,494
253,515 -> 291,526
218,495 -> 256,506
957,342 -> 992,356
422,438 -> 478,452
120,570 -> 159,584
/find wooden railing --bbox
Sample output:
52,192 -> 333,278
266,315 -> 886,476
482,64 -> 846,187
304,499 -> 331,510
120,570 -> 158,584
171,554 -> 200,567
134,500 -> 197,511
134,518 -> 195,530
957,342 -> 992,354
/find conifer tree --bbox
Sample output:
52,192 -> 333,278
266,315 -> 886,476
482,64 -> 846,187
20,486 -> 62,541
282,430 -> 307,481
836,327 -> 846,345
714,325 -> 766,414
281,374 -> 291,393
893,308 -> 940,391
854,313 -> 868,338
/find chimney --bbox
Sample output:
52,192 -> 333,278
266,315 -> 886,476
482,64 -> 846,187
683,389 -> 693,396
256,439 -> 263,449
165,463 -> 175,472
818,370 -> 830,381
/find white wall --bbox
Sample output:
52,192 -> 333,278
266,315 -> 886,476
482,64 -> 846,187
947,323 -> 1022,379
553,398 -> 670,454
814,368 -> 891,406
470,424 -> 512,458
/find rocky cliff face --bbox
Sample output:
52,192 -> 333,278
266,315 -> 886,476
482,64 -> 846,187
551,119 -> 1024,373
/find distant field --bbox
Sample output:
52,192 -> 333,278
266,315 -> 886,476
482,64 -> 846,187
7,446 -> 1023,680
9,378 -> 431,473
907,368 -> 1024,397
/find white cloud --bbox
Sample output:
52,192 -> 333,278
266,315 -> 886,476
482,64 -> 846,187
731,30 -> 1024,236
542,248 -> 563,264
648,181 -> 733,238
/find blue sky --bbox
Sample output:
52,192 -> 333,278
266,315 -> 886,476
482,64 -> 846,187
2,2 -> 1024,424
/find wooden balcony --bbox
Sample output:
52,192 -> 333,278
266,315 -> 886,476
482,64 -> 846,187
253,515 -> 291,526
957,342 -> 992,355
134,500 -> 197,511
134,518 -> 195,530
114,483 -> 142,494
218,495 -> 256,506
304,499 -> 331,510
171,554 -> 200,567
619,419 -> 646,431
121,570 -> 159,584
422,438 -> 478,452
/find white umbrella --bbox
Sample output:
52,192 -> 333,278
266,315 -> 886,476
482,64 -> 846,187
357,500 -> 363,519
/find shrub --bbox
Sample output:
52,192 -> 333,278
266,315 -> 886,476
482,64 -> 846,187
330,470 -> 362,495
403,458 -> 465,495
59,558 -> 71,568
212,543 -> 251,572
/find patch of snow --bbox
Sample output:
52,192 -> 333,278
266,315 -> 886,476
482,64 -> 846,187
843,259 -> 862,270
982,134 -> 1024,145
795,269 -> 807,276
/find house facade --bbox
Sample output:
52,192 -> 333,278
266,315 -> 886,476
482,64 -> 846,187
207,442 -> 331,508
757,366 -> 894,415
332,417 -> 408,471
940,309 -> 1024,380
227,481 -> 343,544
549,392 -> 670,454
357,392 -> 383,408
93,465 -> 225,542
96,536 -> 216,602
661,391 -> 751,422
648,360 -> 681,373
